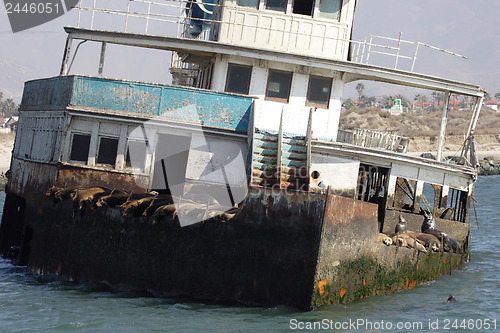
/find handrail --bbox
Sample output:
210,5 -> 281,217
71,0 -> 468,73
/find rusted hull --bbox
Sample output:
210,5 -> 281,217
1,173 -> 470,310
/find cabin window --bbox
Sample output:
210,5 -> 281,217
265,69 -> 293,102
266,0 -> 287,12
293,0 -> 314,16
70,133 -> 91,163
125,140 -> 148,171
319,0 -> 342,20
238,0 -> 260,9
225,63 -> 252,95
96,137 -> 119,168
306,76 -> 332,108
393,177 -> 416,211
446,188 -> 468,222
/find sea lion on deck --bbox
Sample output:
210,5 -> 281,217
395,215 -> 408,233
71,187 -> 108,213
378,233 -> 393,246
54,187 -> 76,201
45,186 -> 63,197
97,192 -> 153,208
421,216 -> 462,253
392,233 -> 427,253
421,211 -> 438,232
122,196 -> 156,217
152,204 -> 177,218
416,233 -> 442,252
142,195 -> 175,216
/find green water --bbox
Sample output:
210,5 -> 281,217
0,176 -> 499,332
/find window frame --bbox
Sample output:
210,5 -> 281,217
306,75 -> 332,108
125,139 -> 149,172
318,0 -> 342,21
265,69 -> 293,103
69,132 -> 91,165
225,63 -> 253,95
292,0 -> 315,16
96,135 -> 119,168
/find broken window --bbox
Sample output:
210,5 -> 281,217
266,0 -> 287,12
319,0 -> 342,20
238,0 -> 260,9
70,133 -> 91,163
265,69 -> 293,102
293,0 -> 314,16
306,75 -> 332,108
393,177 -> 416,211
125,140 -> 148,171
96,137 -> 119,168
446,188 -> 468,222
225,63 -> 252,95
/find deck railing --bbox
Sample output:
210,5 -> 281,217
71,0 -> 468,72
337,129 -> 409,153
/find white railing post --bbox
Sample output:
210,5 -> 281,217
394,32 -> 402,69
436,91 -> 450,162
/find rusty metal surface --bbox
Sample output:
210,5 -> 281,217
8,157 -> 58,196
56,164 -> 150,192
316,194 -> 379,265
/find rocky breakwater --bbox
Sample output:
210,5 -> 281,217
478,156 -> 500,175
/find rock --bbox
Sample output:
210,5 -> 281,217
480,160 -> 491,170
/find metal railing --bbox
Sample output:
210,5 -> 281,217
351,32 -> 468,72
71,1 -> 469,72
337,128 -> 409,153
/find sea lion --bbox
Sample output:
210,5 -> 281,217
142,195 -> 175,216
152,204 -> 177,218
405,236 -> 428,253
122,196 -> 156,217
395,215 -> 408,233
45,186 -> 62,197
446,295 -> 457,303
90,189 -> 127,209
392,233 -> 427,252
71,187 -> 108,213
421,211 -> 438,232
54,187 -> 76,201
97,192 -> 153,208
416,233 -> 442,252
378,233 -> 393,246
444,236 -> 462,254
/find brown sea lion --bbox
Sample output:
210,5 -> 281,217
152,204 -> 177,218
71,187 -> 108,212
97,192 -> 153,208
142,196 -> 175,217
416,233 -> 442,252
46,186 -> 63,197
122,196 -> 156,217
378,233 -> 393,246
54,188 -> 76,201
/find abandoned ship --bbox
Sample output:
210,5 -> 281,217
0,0 -> 485,310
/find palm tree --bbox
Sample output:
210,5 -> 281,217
494,92 -> 500,101
356,82 -> 365,101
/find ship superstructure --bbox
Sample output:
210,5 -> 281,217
0,0 -> 484,309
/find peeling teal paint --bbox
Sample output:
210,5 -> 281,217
21,75 -> 253,132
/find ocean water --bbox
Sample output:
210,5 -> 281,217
0,176 -> 499,332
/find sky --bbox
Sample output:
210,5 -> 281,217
1,0 -> 499,102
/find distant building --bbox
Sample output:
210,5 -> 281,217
0,117 -> 18,133
484,100 -> 498,111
